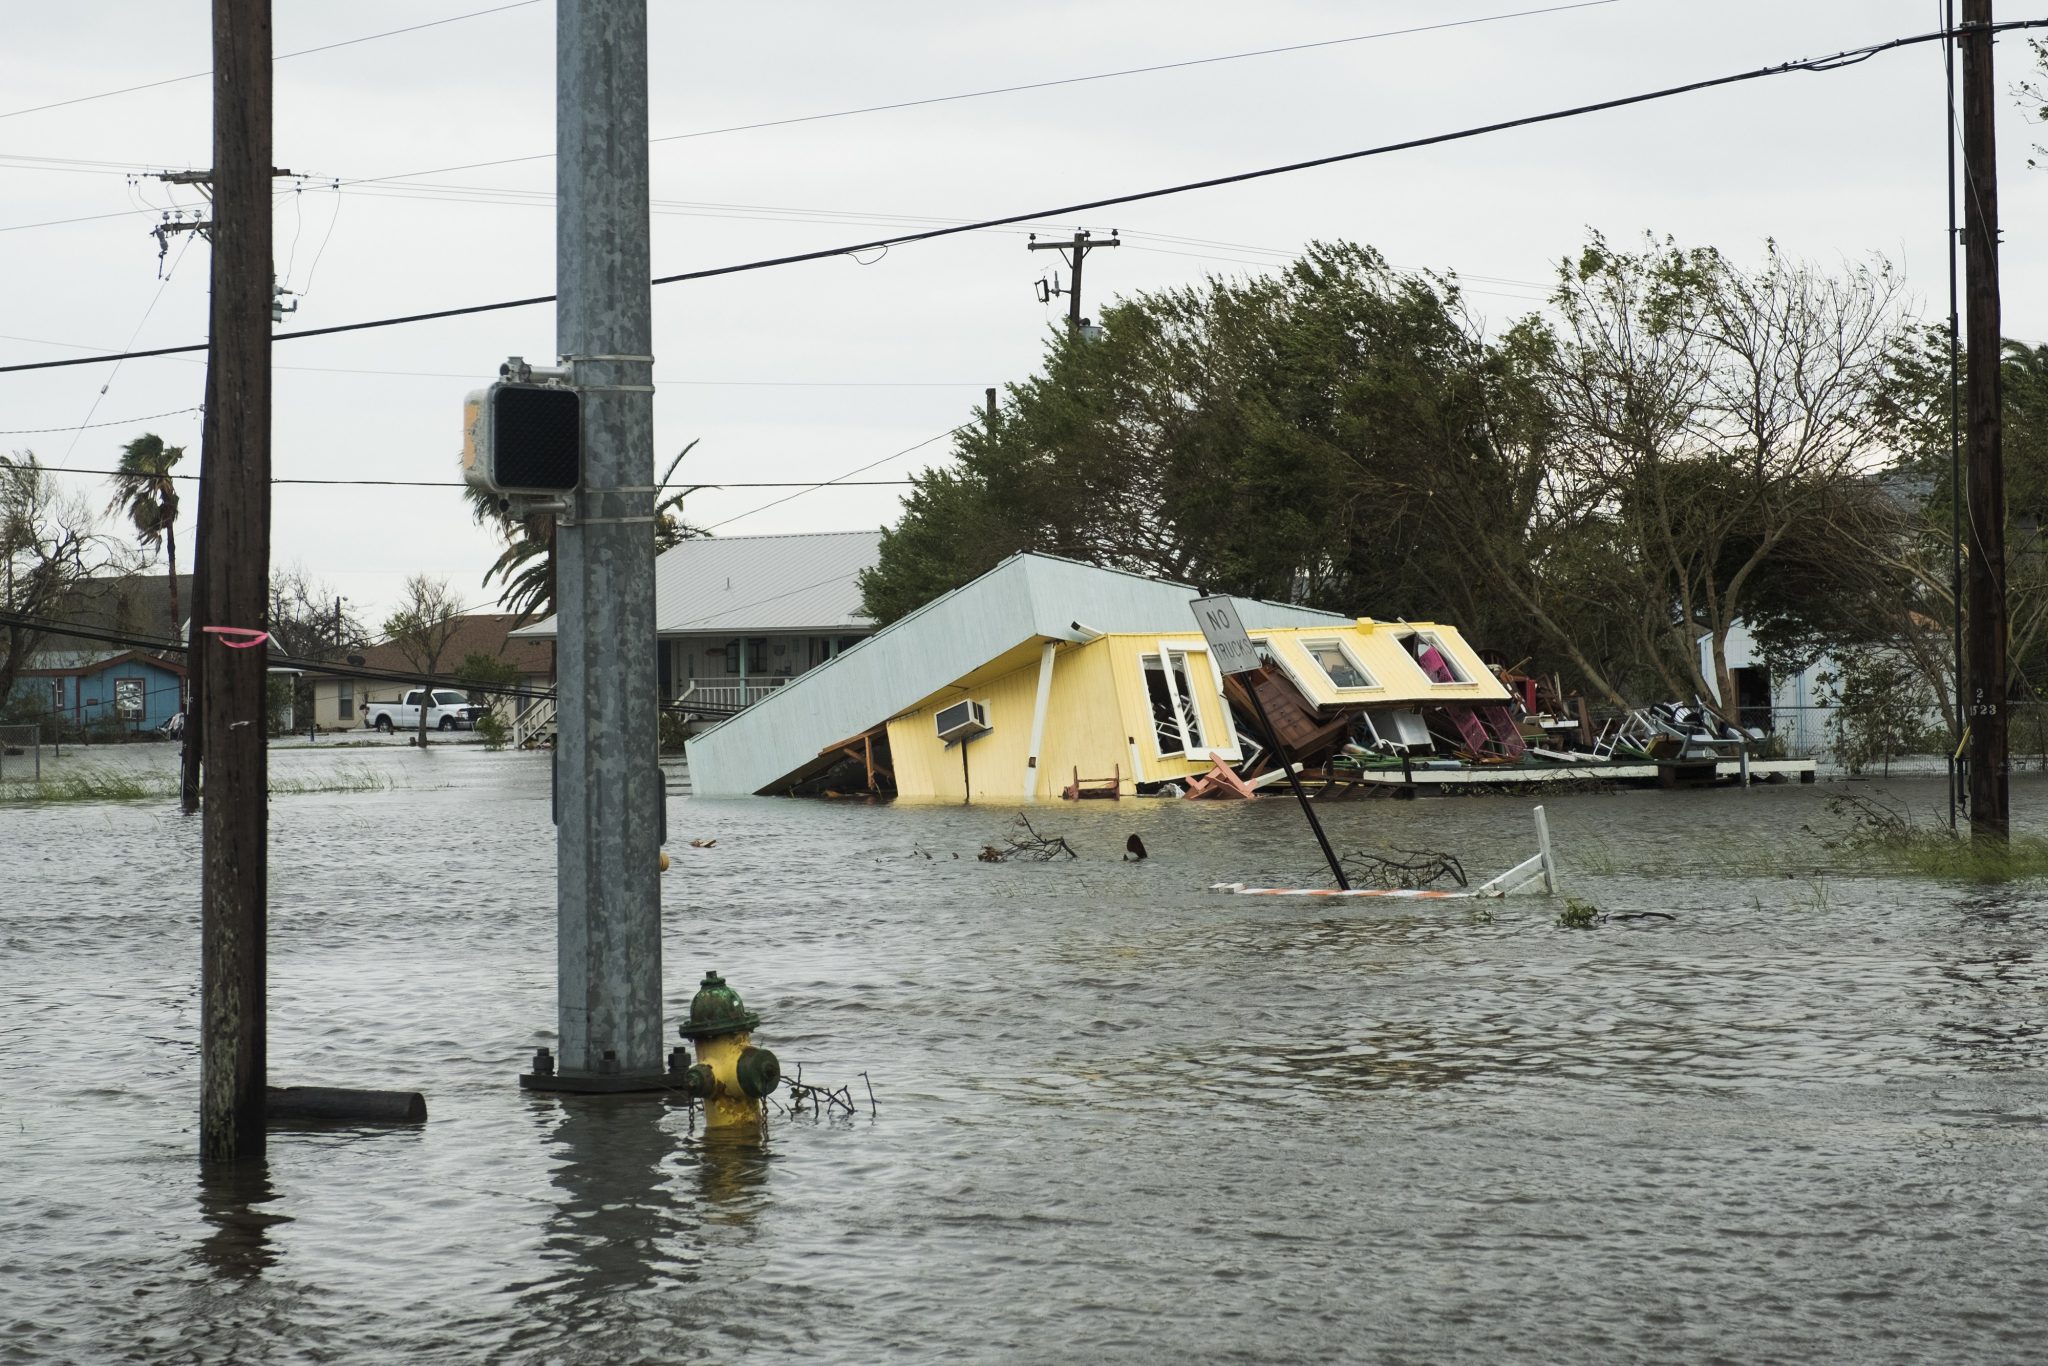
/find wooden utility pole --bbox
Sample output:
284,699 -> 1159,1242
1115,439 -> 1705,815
1028,230 -> 1119,333
1961,0 -> 2008,840
198,0 -> 273,1161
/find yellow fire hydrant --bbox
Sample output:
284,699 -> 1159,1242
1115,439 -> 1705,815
674,970 -> 779,1129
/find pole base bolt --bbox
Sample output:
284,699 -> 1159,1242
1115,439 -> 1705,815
667,1044 -> 691,1077
532,1047 -> 556,1078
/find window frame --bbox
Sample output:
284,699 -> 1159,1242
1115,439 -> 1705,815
1138,639 -> 1241,762
1298,636 -> 1380,693
1402,630 -> 1473,686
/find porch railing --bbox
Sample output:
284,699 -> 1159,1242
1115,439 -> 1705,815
674,679 -> 787,713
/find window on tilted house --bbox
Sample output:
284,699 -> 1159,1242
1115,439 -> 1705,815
1141,651 -> 1206,757
1403,631 -> 1472,684
1302,638 -> 1377,691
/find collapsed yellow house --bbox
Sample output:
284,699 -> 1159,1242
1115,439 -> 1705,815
684,553 -> 1508,801
885,620 -> 1505,803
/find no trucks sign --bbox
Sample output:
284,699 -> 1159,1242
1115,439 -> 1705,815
1190,596 -> 1261,676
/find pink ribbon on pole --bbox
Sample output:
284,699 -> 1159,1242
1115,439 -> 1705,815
201,626 -> 270,649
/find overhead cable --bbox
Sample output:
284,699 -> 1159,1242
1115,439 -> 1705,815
337,0 -> 1623,187
21,461 -> 921,489
0,406 -> 202,436
0,1 -> 543,124
2,19 -> 2036,379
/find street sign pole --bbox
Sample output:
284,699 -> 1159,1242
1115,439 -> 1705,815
1191,597 -> 1349,891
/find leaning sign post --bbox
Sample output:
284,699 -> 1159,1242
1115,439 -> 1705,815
1190,596 -> 1350,890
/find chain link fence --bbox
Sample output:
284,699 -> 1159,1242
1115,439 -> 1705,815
0,724 -> 45,783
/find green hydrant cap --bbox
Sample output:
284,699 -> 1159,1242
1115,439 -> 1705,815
677,970 -> 762,1040
736,1046 -> 781,1099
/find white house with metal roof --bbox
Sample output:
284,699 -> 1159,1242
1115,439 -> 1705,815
685,552 -> 1350,797
514,530 -> 881,716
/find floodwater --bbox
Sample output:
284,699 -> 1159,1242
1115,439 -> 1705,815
6,744 -> 2048,1363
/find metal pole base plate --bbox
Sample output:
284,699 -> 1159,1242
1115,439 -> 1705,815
519,1070 -> 686,1095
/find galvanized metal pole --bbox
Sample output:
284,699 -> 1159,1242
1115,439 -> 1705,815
552,0 -> 665,1083
198,0 -> 272,1160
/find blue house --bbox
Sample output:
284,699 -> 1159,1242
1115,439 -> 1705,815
11,650 -> 187,733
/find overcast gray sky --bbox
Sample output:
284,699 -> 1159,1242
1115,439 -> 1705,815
4,0 -> 2045,626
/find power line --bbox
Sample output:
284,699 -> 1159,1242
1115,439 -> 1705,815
0,1 -> 1616,236
0,406 -> 201,436
58,233 -> 198,460
0,333 -> 992,384
338,0 -> 1623,187
650,2 -> 1623,146
23,462 -> 924,489
702,427 -> 966,530
2,19 -> 2035,379
0,1 -> 543,124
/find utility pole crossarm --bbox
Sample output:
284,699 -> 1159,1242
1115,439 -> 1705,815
1025,231 -> 1120,334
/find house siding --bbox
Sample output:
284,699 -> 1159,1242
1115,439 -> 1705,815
12,655 -> 185,731
886,635 -> 1249,802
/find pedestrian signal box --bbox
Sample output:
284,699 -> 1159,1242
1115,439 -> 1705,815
462,382 -> 582,496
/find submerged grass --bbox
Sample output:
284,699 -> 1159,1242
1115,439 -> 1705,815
1849,830 -> 2048,881
0,762 -> 395,806
1817,793 -> 2048,882
1559,799 -> 2047,888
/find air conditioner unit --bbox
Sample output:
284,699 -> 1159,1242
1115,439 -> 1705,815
935,699 -> 991,744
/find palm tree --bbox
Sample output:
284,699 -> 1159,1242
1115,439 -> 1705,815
466,484 -> 556,627
107,433 -> 184,644
463,439 -> 704,625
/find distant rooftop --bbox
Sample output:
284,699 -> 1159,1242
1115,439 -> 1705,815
515,530 -> 882,638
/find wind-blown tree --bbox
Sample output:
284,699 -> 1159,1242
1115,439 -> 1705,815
465,440 -> 703,625
860,243 -> 1558,646
105,433 -> 184,645
383,573 -> 463,747
861,237 -> 1914,719
269,566 -> 368,730
269,566 -> 367,660
1538,234 -> 1907,724
1837,328 -> 2048,741
467,488 -> 555,628
1,452 -> 120,710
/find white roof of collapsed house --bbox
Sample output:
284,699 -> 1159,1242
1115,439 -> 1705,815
685,552 -> 1349,797
513,530 -> 880,638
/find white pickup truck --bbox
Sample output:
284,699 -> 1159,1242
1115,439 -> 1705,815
362,688 -> 486,733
